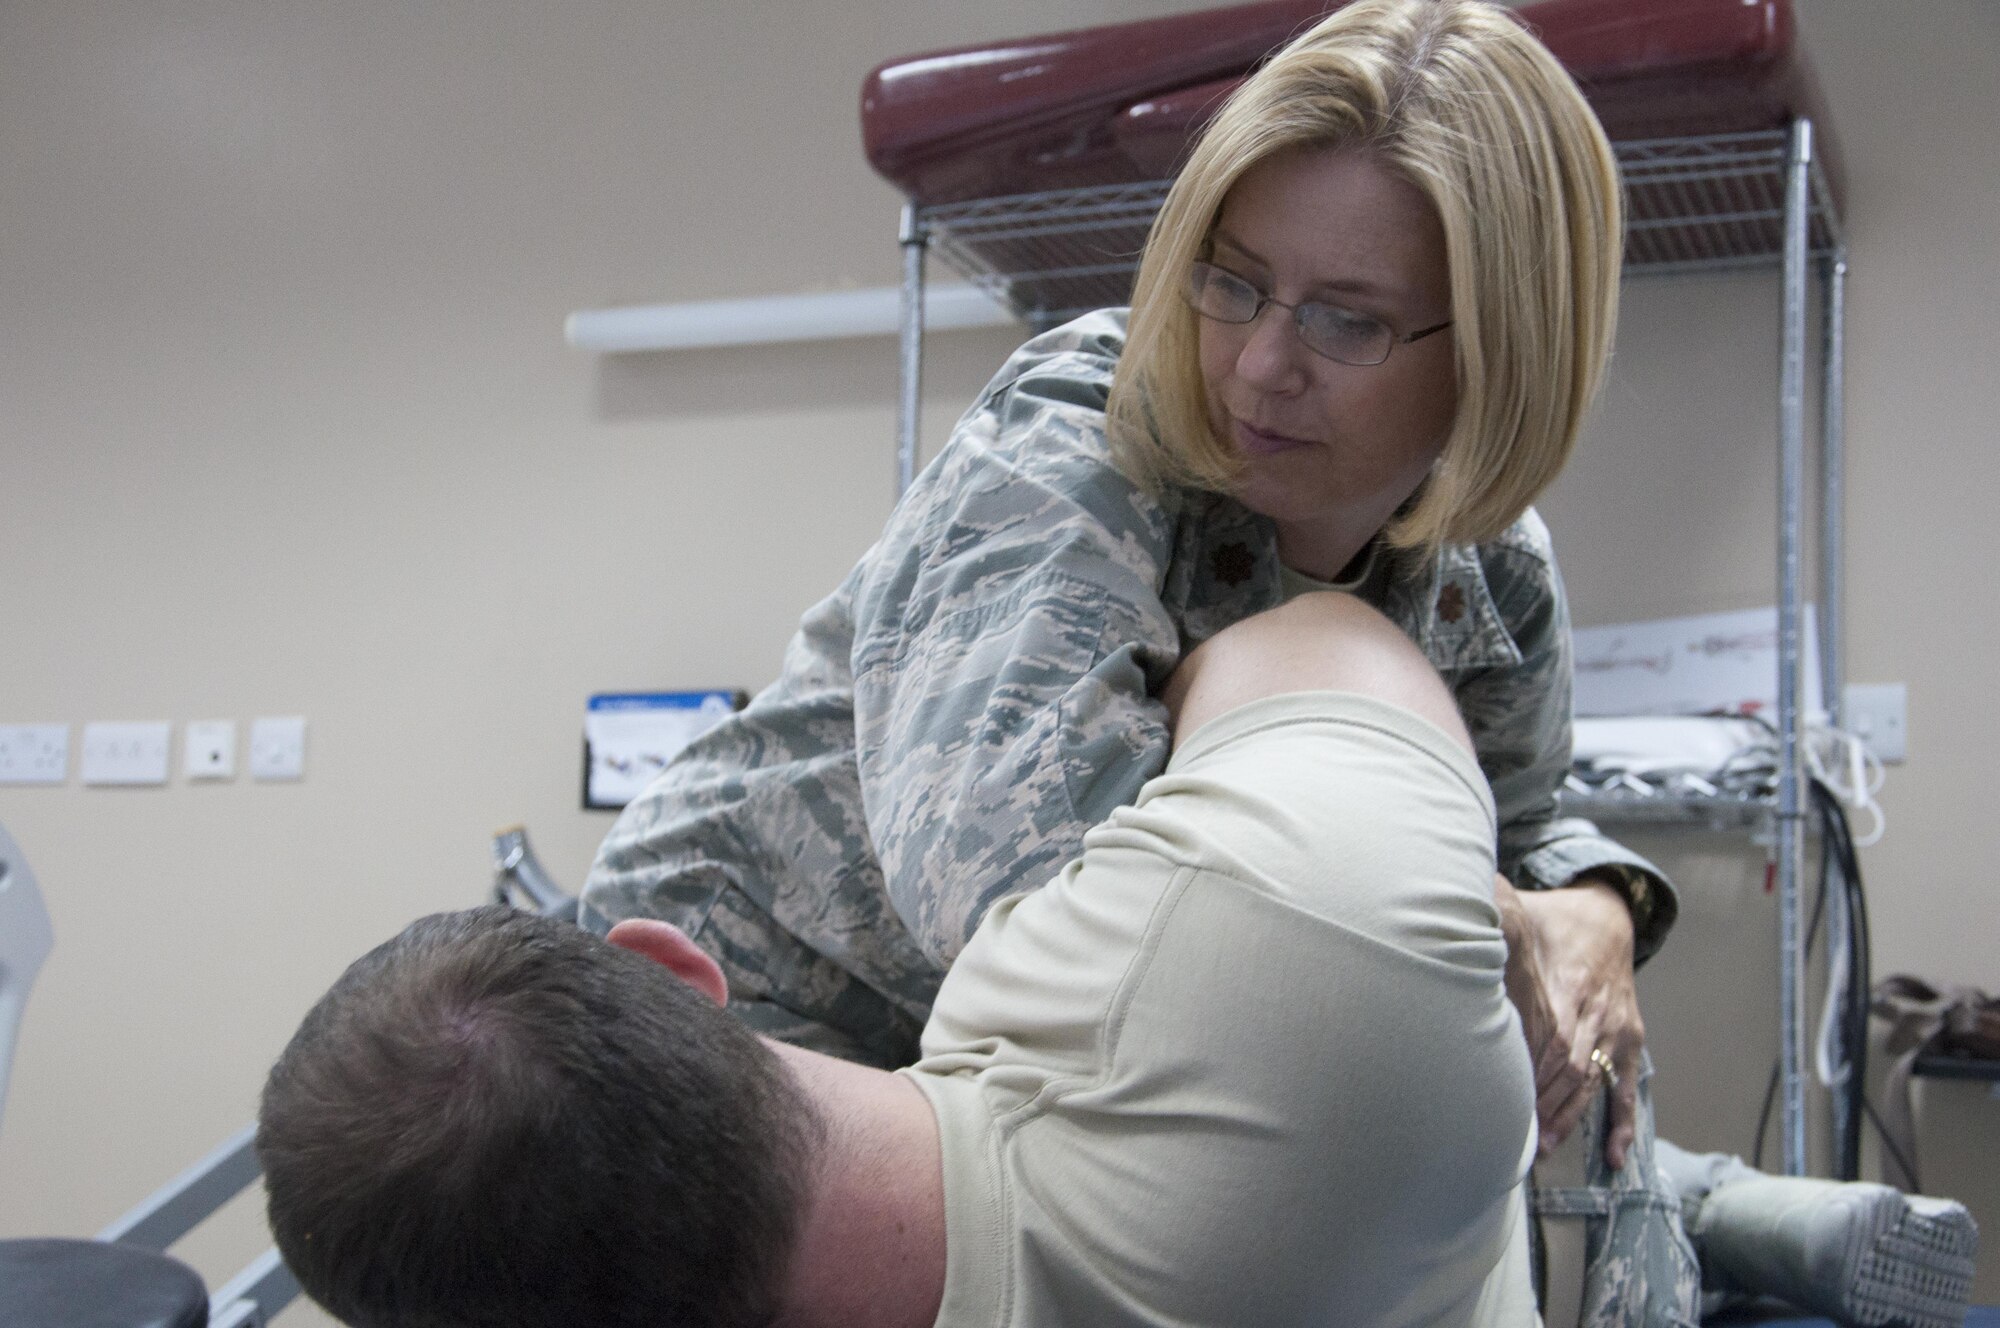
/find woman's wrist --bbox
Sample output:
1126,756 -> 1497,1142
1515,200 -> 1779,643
1565,866 -> 1650,940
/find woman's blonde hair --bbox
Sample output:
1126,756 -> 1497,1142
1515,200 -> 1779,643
1106,0 -> 1622,552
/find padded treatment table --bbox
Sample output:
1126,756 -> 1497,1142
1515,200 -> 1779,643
864,0 -> 1840,203
862,0 -> 1843,324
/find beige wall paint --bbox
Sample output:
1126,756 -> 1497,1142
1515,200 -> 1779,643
0,0 -> 1993,1317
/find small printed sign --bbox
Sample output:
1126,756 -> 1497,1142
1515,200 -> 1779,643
1572,605 -> 1821,720
584,691 -> 745,810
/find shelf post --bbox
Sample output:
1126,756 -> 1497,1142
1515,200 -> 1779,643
1821,254 -> 1847,727
1821,246 -> 1853,1178
897,204 -> 928,501
1777,117 -> 1814,1178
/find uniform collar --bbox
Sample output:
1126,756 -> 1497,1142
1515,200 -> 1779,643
1174,498 -> 1523,673
1383,541 -> 1524,673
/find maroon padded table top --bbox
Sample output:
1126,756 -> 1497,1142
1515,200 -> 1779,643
861,0 -> 1840,209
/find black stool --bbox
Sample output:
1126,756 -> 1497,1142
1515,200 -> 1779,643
0,1238 -> 208,1328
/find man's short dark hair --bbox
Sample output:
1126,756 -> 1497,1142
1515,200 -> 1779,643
257,906 -> 820,1328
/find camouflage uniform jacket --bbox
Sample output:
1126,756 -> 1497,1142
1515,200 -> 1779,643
583,308 -> 1678,1069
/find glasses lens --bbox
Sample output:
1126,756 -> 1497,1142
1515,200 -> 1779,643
1186,262 -> 1259,324
1297,303 -> 1392,366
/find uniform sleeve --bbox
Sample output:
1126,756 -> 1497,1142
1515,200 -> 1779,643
1458,532 -> 1680,965
848,331 -> 1184,968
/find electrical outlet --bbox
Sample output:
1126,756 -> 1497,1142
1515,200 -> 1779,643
0,724 -> 69,785
80,721 -> 172,785
184,719 -> 237,780
249,716 -> 306,781
1843,682 -> 1907,764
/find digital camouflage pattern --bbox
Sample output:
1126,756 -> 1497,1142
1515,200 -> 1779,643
584,308 -> 1673,1055
583,309 -> 1692,1321
1533,1055 -> 1705,1326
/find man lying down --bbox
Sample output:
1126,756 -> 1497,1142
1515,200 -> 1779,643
257,596 -> 1547,1327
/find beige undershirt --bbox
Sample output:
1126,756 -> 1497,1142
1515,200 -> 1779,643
904,693 -> 1541,1327
1278,539 -> 1378,601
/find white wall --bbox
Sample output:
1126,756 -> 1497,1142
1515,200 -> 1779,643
1,0 -> 1994,1316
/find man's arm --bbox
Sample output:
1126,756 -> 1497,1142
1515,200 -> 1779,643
915,594 -> 1538,1326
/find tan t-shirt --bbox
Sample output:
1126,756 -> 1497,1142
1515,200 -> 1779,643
901,692 -> 1541,1327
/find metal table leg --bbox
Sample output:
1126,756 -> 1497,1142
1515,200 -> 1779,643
897,204 -> 927,500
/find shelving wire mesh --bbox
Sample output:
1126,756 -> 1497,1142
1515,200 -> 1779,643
921,180 -> 1174,330
915,128 -> 1843,325
1558,786 -> 1772,830
1621,130 -> 1843,272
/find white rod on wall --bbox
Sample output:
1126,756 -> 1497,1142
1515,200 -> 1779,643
565,283 -> 1015,353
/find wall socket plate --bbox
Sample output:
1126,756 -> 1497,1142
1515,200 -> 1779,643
80,721 -> 172,785
249,716 -> 306,781
1843,682 -> 1907,764
0,724 -> 69,785
184,719 -> 237,780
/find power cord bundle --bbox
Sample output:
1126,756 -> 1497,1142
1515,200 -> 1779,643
1564,712 -> 1901,1180
1749,774 -> 1916,1185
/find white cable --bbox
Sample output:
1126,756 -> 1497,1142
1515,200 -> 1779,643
1805,721 -> 1886,847
1805,720 -> 1881,1088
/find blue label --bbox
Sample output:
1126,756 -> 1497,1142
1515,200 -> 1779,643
588,691 -> 735,713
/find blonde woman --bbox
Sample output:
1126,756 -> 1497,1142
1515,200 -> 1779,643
588,2 -> 1973,1323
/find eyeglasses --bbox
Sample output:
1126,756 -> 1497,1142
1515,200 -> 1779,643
1183,260 -> 1452,367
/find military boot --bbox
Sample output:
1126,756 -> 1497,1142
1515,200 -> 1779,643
1690,1174 -> 1977,1328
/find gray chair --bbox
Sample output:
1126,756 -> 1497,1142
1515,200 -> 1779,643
0,819 -> 55,1134
0,820 -> 299,1328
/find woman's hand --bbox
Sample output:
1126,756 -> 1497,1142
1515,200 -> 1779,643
1494,873 -> 1644,1171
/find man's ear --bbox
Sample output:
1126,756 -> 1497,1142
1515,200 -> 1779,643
606,919 -> 729,1006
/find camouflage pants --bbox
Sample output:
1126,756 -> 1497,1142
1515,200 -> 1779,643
1530,1053 -> 1703,1327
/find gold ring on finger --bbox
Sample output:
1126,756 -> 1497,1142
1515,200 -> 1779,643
1589,1046 -> 1619,1090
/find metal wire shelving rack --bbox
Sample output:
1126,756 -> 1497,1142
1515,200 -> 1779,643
892,121 -> 1847,1176
899,127 -> 1840,344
